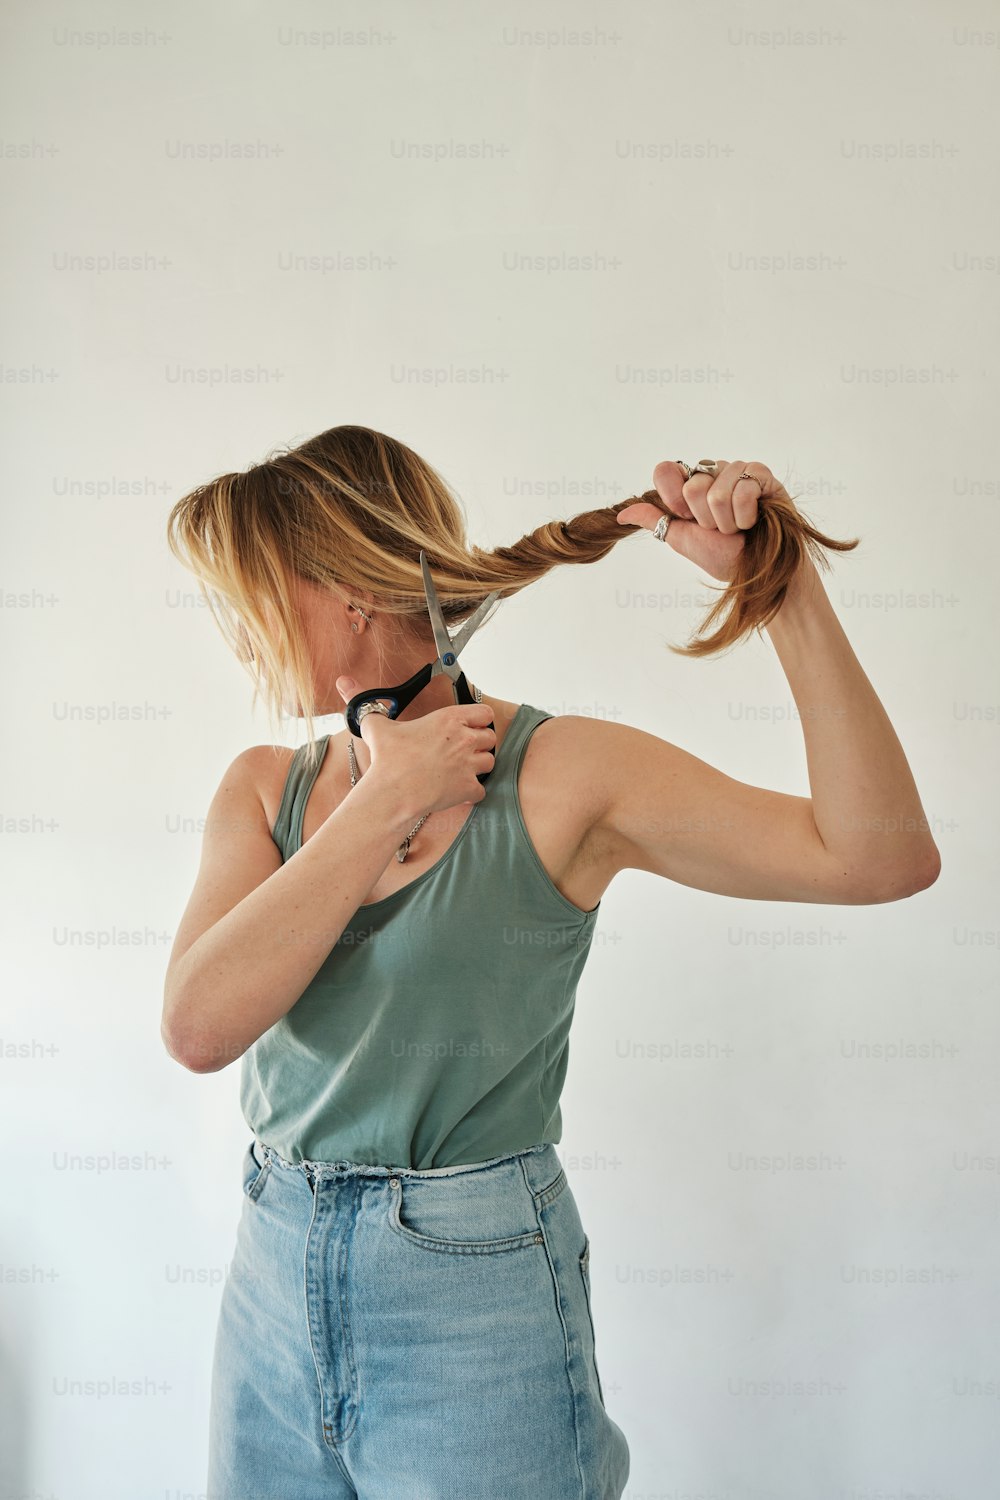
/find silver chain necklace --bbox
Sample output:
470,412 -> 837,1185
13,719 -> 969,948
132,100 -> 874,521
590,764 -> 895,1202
348,683 -> 483,864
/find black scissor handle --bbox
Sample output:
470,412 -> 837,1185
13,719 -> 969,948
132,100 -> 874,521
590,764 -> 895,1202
452,670 -> 496,785
344,663 -> 433,737
345,668 -> 496,784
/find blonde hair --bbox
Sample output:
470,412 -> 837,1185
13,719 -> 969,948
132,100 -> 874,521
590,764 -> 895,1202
166,424 -> 859,769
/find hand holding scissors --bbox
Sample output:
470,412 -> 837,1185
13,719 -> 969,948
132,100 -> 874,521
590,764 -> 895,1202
344,552 -> 501,785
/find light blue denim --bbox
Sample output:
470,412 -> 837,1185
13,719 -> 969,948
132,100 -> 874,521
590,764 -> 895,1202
207,1136 -> 631,1498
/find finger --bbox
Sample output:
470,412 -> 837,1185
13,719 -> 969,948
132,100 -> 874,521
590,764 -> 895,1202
702,459 -> 750,535
651,461 -> 693,517
681,458 -> 729,530
616,501 -> 673,531
456,702 -> 496,729
730,462 -> 771,529
350,696 -> 395,742
615,501 -> 694,562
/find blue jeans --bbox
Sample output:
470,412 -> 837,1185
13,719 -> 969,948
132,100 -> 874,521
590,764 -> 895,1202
207,1136 -> 631,1498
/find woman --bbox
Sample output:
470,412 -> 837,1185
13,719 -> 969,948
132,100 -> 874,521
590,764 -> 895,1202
161,426 -> 940,1499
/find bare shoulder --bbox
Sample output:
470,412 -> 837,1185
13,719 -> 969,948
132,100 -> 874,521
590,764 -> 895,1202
522,711 -> 707,874
238,742 -> 299,830
524,709 -> 754,847
196,743 -> 286,813
528,705 -> 672,792
518,710 -> 623,852
522,711 -> 628,821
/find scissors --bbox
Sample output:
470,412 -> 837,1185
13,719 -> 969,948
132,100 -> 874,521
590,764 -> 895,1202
343,550 -> 502,785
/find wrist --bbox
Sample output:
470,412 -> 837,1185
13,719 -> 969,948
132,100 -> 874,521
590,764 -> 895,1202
765,556 -> 822,622
349,764 -> 425,839
784,555 -> 822,603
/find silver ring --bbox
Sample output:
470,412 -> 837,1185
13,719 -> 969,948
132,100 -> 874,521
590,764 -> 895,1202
674,459 -> 693,481
356,700 -> 391,725
653,513 -> 672,543
690,459 -> 721,478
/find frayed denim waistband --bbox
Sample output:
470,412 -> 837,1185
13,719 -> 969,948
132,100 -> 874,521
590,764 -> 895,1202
257,1136 -> 556,1182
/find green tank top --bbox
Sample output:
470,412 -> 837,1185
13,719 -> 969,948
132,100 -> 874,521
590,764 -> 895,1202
239,703 -> 601,1170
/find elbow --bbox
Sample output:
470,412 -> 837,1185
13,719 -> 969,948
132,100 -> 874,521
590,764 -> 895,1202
160,996 -> 230,1075
863,846 -> 942,904
165,1034 -> 230,1074
901,842 -> 943,898
161,1023 -> 215,1074
916,844 -> 943,891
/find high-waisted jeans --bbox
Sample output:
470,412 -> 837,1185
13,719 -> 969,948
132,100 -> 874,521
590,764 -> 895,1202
207,1136 -> 631,1499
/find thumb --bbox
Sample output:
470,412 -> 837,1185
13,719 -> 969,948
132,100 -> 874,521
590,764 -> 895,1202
337,677 -> 392,745
617,501 -> 692,558
616,501 -> 668,532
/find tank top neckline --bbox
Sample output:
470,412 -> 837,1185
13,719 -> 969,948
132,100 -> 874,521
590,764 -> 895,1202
293,701 -> 535,917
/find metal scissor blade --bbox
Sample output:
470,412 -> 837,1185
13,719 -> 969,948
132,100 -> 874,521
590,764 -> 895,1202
449,588 -> 502,656
419,551 -> 455,667
419,550 -> 502,665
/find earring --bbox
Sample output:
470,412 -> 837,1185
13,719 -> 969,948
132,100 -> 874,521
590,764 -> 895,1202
352,622 -> 358,632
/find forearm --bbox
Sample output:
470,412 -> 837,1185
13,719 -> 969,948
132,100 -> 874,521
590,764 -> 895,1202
165,775 -> 417,1072
763,559 -> 941,888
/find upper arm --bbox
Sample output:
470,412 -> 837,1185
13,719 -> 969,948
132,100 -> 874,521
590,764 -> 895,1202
577,719 -> 904,906
162,747 -> 284,1032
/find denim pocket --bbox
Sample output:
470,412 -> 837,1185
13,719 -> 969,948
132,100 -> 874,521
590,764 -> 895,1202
387,1173 -> 545,1256
241,1138 -> 271,1202
579,1237 -> 606,1405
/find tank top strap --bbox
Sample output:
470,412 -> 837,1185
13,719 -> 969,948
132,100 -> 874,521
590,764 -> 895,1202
271,735 -> 332,861
486,703 -> 552,805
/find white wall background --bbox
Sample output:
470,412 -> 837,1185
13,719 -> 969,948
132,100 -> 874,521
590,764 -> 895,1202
2,0 -> 997,1494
